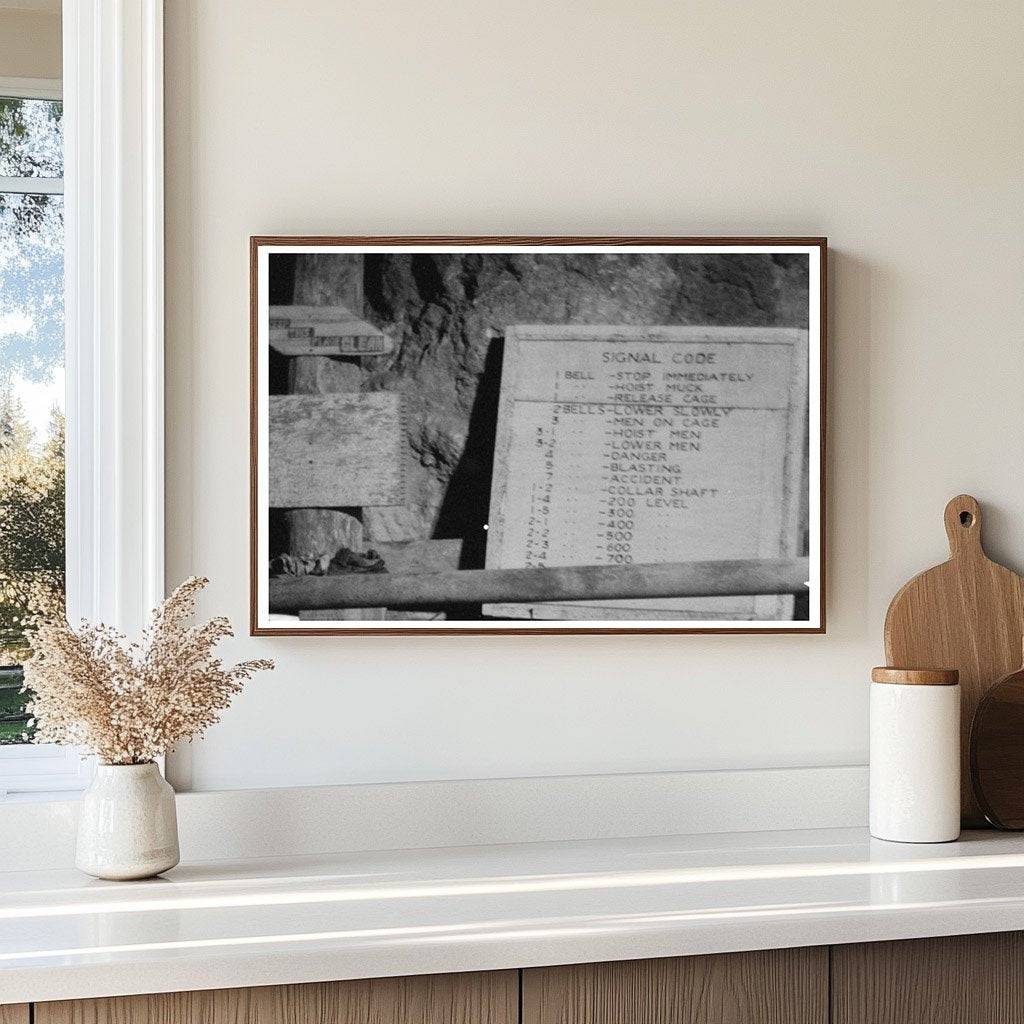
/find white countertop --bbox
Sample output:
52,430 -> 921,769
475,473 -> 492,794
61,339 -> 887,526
4,826 -> 1024,1004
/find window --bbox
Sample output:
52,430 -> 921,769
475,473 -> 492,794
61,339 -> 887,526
0,4 -> 166,798
0,80 -> 85,797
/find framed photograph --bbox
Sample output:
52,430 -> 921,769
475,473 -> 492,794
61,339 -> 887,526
250,237 -> 826,635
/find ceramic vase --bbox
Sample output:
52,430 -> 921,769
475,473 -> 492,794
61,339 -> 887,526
76,762 -> 180,880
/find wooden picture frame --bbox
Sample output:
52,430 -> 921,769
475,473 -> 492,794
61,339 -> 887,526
250,237 -> 827,635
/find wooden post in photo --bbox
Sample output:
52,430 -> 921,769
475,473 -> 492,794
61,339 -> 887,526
288,254 -> 432,618
282,255 -> 387,618
285,255 -> 365,547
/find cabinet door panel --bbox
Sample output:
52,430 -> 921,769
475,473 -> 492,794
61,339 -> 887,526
523,948 -> 828,1024
35,971 -> 517,1024
0,1006 -> 29,1024
832,932 -> 1024,1024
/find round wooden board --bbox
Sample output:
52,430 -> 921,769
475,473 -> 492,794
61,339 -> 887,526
971,664 -> 1024,829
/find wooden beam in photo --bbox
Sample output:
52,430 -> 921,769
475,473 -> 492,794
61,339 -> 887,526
298,607 -> 387,621
269,557 -> 810,613
269,393 -> 406,508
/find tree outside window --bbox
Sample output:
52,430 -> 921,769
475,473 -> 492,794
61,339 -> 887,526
0,94 -> 65,744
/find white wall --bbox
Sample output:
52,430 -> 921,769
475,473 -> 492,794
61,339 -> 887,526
0,5 -> 61,80
164,0 -> 1024,792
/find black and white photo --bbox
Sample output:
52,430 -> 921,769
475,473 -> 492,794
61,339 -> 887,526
251,238 -> 825,634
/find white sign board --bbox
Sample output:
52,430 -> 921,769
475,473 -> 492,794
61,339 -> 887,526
484,325 -> 808,620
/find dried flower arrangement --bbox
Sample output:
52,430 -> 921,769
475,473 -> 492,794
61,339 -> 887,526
22,576 -> 273,765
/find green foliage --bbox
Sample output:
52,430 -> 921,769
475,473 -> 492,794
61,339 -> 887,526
0,96 -> 65,743
0,97 -> 62,178
0,669 -> 29,743
0,393 -> 64,742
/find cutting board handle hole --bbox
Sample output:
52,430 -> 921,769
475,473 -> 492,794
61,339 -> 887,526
944,494 -> 983,555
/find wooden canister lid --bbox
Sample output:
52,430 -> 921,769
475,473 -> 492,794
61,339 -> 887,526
871,667 -> 959,686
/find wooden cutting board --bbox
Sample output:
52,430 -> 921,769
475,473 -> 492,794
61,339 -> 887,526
885,494 -> 1024,826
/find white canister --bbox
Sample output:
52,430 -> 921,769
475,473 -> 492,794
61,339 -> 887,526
870,667 -> 960,843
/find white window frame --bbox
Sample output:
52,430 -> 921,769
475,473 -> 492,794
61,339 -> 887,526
0,0 -> 165,799
0,77 -> 61,101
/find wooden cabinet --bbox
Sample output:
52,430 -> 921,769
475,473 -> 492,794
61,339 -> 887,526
21,932 -> 1024,1024
832,932 -> 1024,1024
33,971 -> 517,1024
522,948 -> 828,1024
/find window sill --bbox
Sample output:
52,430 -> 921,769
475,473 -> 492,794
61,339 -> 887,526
0,744 -> 93,799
